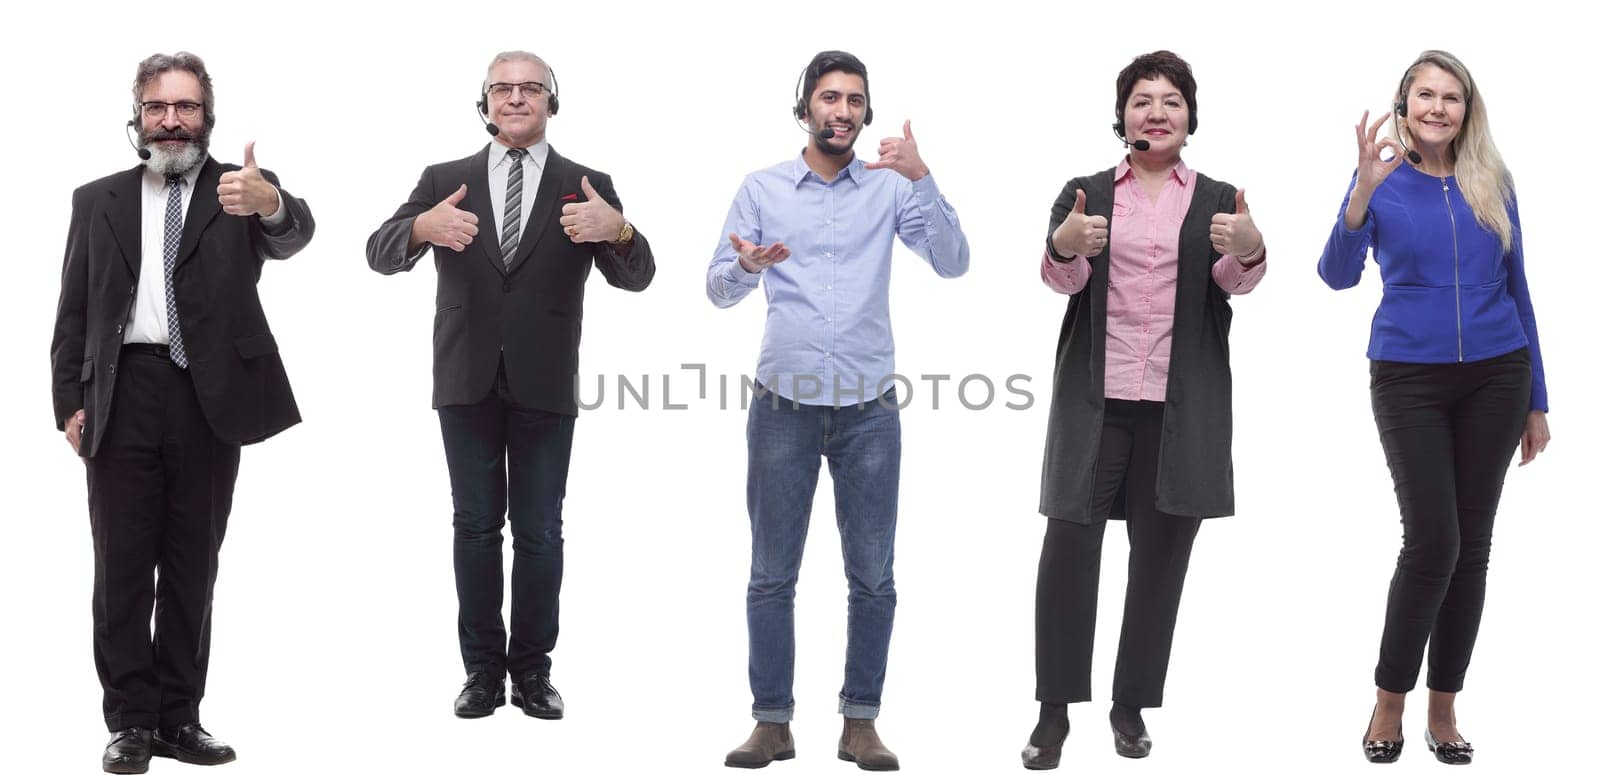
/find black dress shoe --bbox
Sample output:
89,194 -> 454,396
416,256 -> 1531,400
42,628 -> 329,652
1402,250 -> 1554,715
1112,727 -> 1152,759
1109,704 -> 1151,759
1363,708 -> 1404,764
1425,729 -> 1474,765
1021,706 -> 1068,770
454,671 -> 506,718
102,727 -> 153,774
510,673 -> 564,719
1019,742 -> 1062,770
152,722 -> 236,766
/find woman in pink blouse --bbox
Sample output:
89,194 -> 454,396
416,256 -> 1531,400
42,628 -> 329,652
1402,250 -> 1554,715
1023,51 -> 1266,769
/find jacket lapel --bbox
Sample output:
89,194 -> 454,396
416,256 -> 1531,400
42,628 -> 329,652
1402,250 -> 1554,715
103,166 -> 144,277
465,145 -> 505,276
507,147 -> 566,274
175,157 -> 222,270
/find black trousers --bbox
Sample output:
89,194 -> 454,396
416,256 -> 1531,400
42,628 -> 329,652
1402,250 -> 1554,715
437,362 -> 576,680
1370,349 -> 1530,693
86,345 -> 240,732
1035,400 -> 1201,708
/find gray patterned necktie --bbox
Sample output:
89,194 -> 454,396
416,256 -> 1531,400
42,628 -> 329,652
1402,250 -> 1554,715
163,175 -> 189,368
500,148 -> 525,267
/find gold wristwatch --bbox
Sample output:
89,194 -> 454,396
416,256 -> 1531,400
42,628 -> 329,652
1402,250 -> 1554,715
613,220 -> 635,244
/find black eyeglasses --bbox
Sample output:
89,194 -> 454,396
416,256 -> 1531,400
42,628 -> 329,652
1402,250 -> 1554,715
140,101 -> 203,119
486,82 -> 548,100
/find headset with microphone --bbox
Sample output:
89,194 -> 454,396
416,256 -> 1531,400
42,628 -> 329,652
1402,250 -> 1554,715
477,65 -> 561,136
1391,56 -> 1472,167
125,119 -> 152,160
1112,99 -> 1196,153
792,51 -> 872,141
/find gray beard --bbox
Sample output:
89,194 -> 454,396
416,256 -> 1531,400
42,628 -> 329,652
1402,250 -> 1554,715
145,140 -> 206,177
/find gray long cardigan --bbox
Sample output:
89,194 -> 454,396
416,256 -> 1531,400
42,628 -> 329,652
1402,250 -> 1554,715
1038,167 -> 1242,524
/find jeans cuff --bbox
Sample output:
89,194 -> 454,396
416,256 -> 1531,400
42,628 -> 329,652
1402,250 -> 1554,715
838,697 -> 880,719
753,705 -> 794,723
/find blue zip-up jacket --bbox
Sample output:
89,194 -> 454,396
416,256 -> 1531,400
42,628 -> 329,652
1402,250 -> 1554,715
1319,164 -> 1548,412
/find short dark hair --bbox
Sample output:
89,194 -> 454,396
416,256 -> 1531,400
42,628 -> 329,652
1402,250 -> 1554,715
1115,50 -> 1197,134
795,50 -> 870,120
132,52 -> 216,131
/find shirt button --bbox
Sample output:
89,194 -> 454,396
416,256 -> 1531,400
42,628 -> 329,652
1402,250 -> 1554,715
824,353 -> 832,359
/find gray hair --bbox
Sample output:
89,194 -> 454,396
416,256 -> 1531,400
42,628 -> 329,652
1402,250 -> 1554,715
132,51 -> 216,131
483,50 -> 552,92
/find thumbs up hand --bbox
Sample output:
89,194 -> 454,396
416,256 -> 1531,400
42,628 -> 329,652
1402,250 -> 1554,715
413,183 -> 480,253
864,119 -> 930,181
1051,188 -> 1111,258
1209,188 -> 1263,262
559,175 -> 626,244
218,141 -> 280,217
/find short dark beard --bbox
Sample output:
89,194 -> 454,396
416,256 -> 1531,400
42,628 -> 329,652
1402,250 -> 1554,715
138,125 -> 210,176
810,116 -> 857,157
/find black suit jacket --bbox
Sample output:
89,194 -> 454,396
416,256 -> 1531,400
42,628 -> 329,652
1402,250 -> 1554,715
51,157 -> 316,458
366,144 -> 654,415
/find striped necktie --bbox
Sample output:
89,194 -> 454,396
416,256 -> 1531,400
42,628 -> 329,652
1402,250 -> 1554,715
163,175 -> 190,368
500,148 -> 525,267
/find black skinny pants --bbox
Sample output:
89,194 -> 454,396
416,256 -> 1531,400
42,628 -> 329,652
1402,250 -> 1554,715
1369,348 -> 1530,693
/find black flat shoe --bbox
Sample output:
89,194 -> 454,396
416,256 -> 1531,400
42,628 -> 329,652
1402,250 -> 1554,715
1425,728 -> 1473,765
1109,704 -> 1151,759
1363,707 -> 1403,764
152,722 -> 236,766
102,727 -> 153,774
1112,727 -> 1152,759
1020,742 -> 1061,770
1021,705 -> 1068,770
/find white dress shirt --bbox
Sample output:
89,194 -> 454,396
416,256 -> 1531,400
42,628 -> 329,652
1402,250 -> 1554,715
126,163 -> 287,344
488,139 -> 548,253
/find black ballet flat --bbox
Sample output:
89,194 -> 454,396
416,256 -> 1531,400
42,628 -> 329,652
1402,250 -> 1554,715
1425,728 -> 1473,765
1363,708 -> 1403,764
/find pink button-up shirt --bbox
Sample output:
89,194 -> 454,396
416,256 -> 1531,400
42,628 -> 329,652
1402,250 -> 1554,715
1041,160 -> 1265,401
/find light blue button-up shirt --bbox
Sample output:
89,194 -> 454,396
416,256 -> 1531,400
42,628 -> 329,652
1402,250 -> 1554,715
707,153 -> 970,405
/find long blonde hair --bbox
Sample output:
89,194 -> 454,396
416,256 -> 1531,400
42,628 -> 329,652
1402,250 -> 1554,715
1393,50 -> 1515,252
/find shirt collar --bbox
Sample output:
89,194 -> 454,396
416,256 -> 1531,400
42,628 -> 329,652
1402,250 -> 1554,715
142,158 -> 204,190
1114,157 -> 1192,187
788,151 -> 865,188
491,139 -> 549,171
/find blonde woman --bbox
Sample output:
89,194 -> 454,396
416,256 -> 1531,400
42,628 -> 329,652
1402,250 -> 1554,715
1319,50 -> 1550,765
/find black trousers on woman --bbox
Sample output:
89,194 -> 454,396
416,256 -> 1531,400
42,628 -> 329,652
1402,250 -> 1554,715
1035,399 -> 1202,708
1370,348 -> 1531,693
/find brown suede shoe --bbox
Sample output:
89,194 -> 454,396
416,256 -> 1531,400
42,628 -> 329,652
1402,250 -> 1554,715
838,718 -> 899,771
725,721 -> 795,769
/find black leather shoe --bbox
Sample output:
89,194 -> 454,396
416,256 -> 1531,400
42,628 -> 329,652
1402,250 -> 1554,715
1363,707 -> 1404,764
1021,708 -> 1067,770
510,673 -> 564,719
1112,727 -> 1152,759
454,671 -> 506,718
1425,729 -> 1473,765
102,727 -> 153,774
152,722 -> 236,765
1020,742 -> 1062,770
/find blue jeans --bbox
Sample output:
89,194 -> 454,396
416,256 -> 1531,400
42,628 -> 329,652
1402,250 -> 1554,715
438,365 -> 576,680
745,387 -> 901,722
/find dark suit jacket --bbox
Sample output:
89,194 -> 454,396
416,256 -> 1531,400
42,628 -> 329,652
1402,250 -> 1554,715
365,144 -> 654,415
1038,167 -> 1241,523
50,157 -> 316,458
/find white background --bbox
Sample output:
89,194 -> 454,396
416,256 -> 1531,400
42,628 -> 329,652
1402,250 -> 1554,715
3,1 -> 1593,773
